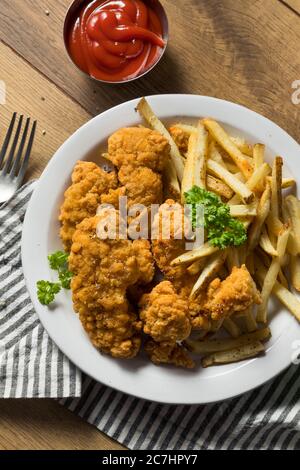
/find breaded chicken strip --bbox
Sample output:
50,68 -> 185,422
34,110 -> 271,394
69,211 -> 144,358
204,265 -> 261,321
139,281 -> 191,343
151,200 -> 210,329
145,340 -> 195,369
59,161 -> 117,251
132,239 -> 155,285
169,125 -> 190,155
107,127 -> 170,208
108,127 -> 169,172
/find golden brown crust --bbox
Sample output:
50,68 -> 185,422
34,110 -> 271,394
139,281 -> 191,343
145,340 -> 195,369
169,126 -> 190,155
108,127 -> 170,172
204,265 -> 262,321
69,213 -> 142,358
59,161 -> 117,251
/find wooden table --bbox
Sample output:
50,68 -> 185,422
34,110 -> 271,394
0,0 -> 300,450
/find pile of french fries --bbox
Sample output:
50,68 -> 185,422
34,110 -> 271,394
137,97 -> 300,368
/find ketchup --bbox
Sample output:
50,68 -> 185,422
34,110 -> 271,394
67,0 -> 165,82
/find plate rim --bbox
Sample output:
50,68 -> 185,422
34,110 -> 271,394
21,94 -> 300,404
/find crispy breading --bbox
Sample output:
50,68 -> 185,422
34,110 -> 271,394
204,265 -> 261,321
59,161 -> 117,251
118,165 -> 163,208
145,340 -> 195,369
107,127 -> 170,209
139,281 -> 191,343
169,126 -> 190,155
132,239 -> 155,285
108,127 -> 170,172
69,212 -> 143,358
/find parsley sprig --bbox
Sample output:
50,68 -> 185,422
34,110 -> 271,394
184,186 -> 247,249
37,251 -> 73,306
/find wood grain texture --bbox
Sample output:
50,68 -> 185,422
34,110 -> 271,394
0,40 -> 90,181
281,0 -> 300,14
0,0 -> 299,451
0,400 -> 123,450
0,40 -> 123,450
0,0 -> 300,140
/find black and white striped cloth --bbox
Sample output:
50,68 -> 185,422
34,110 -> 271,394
0,182 -> 81,398
62,366 -> 300,450
1,182 -> 299,449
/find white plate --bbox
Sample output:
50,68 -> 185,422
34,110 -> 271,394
22,95 -> 300,404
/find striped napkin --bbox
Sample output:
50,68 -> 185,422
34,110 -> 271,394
0,182 -> 81,398
1,182 -> 299,449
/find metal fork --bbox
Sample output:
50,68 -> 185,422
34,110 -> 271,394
0,113 -> 37,204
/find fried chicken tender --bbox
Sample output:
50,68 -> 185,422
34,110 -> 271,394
169,125 -> 190,155
151,200 -> 210,329
69,211 -> 144,358
145,340 -> 195,369
139,281 -> 191,343
132,239 -> 155,285
204,265 -> 261,321
108,127 -> 169,172
107,127 -> 170,208
59,161 -> 117,251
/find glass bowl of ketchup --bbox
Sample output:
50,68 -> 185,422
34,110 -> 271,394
64,0 -> 169,84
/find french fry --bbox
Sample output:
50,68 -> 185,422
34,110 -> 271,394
291,255 -> 300,292
190,250 -> 227,298
255,257 -> 300,322
185,327 -> 271,355
223,318 -> 241,338
259,226 -> 278,257
208,141 -> 227,167
181,122 -> 208,201
187,258 -> 206,276
229,204 -> 257,217
171,242 -> 218,266
207,159 -> 254,203
266,176 -> 296,189
228,163 -> 270,205
253,143 -> 265,169
164,160 -> 180,200
230,137 -> 253,157
244,308 -> 258,332
247,184 -> 271,252
137,98 -> 184,181
207,175 -> 234,199
171,123 -> 196,135
257,224 -> 291,323
226,248 -> 240,271
271,156 -> 283,221
278,268 -> 289,289
202,119 -> 253,178
246,252 -> 255,275
201,341 -> 265,367
285,195 -> 300,255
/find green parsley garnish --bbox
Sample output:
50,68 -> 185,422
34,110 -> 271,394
37,251 -> 73,305
37,281 -> 61,306
184,186 -> 247,249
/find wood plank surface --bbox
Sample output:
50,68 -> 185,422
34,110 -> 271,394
0,39 -> 122,450
0,399 -> 123,450
0,0 -> 299,451
0,0 -> 299,140
281,0 -> 300,14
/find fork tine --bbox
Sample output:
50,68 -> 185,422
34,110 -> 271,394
0,113 -> 17,168
10,117 -> 30,177
16,120 -> 37,185
2,115 -> 23,175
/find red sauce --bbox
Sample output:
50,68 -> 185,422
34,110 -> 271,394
67,0 -> 165,82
